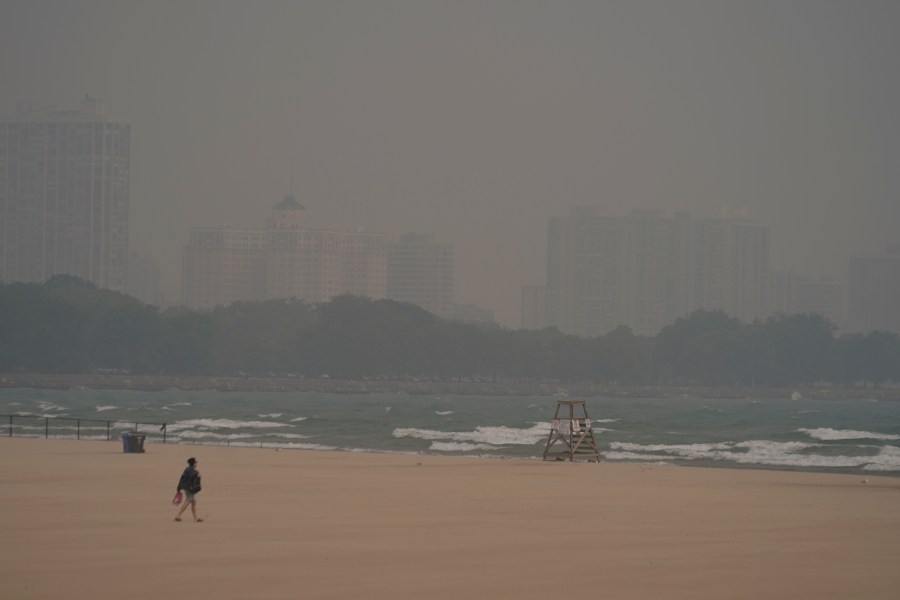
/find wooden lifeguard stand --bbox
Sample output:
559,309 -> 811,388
542,399 -> 601,462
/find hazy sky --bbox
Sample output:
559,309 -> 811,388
3,1 -> 898,326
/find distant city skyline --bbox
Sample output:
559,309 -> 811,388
543,207 -> 771,336
182,196 -> 469,322
3,2 -> 899,326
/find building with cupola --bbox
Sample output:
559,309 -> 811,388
183,195 -> 390,308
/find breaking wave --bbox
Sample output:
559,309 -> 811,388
167,418 -> 291,431
606,440 -> 900,471
798,428 -> 900,441
393,423 -> 549,446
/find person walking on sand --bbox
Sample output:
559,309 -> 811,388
175,457 -> 202,522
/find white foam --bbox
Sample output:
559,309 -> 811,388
258,413 -> 282,418
612,441 -> 736,454
172,429 -> 310,442
161,402 -> 193,410
863,446 -> 900,471
607,440 -> 900,470
290,416 -> 307,422
269,432 -> 311,440
176,431 -> 258,440
604,451 -> 673,463
227,441 -> 338,451
167,418 -> 291,431
435,411 -> 454,416
393,423 -> 549,446
17,411 -> 72,419
95,405 -> 118,412
430,441 -> 499,452
798,428 -> 900,441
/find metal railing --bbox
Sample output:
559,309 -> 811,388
3,414 -> 168,443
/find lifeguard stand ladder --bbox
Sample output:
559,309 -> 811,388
542,400 -> 601,462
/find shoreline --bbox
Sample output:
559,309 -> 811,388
1,371 -> 897,400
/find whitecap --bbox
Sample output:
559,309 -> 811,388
258,413 -> 282,418
226,441 -> 338,451
290,416 -> 307,422
611,441 -> 736,455
393,423 -> 549,446
430,441 -> 499,452
176,431 -> 258,440
167,418 -> 291,431
269,432 -> 311,440
798,428 -> 900,441
862,446 -> 900,471
95,405 -> 118,412
604,451 -> 673,463
435,411 -> 454,416
606,439 -> 899,470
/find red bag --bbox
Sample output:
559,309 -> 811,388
172,490 -> 183,505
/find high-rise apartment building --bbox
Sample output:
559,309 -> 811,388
387,233 -> 454,319
768,271 -> 845,328
724,221 -> 770,323
183,196 -> 390,309
847,247 -> 900,334
768,270 -> 801,316
796,277 -> 845,328
183,228 -> 266,308
545,208 -> 770,336
0,96 -> 130,290
450,302 -> 495,325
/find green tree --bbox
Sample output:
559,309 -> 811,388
751,313 -> 836,386
850,331 -> 900,387
655,310 -> 742,385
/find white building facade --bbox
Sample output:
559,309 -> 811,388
0,96 -> 130,290
183,196 -> 390,308
387,233 -> 454,319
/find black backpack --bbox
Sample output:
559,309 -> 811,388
178,470 -> 201,494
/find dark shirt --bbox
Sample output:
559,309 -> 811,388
177,466 -> 200,492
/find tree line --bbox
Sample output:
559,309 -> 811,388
1,275 -> 898,388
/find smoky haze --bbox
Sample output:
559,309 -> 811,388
2,1 -> 898,326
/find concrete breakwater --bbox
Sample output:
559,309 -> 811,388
0,372 -> 897,400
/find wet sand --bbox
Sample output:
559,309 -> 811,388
2,437 -> 899,599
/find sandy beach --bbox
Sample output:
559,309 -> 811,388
2,437 -> 899,599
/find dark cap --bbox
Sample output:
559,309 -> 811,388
187,457 -> 197,466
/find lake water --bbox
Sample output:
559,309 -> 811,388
2,387 -> 899,476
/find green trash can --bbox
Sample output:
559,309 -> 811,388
122,432 -> 146,453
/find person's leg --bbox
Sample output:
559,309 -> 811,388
190,500 -> 198,521
175,496 -> 190,520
